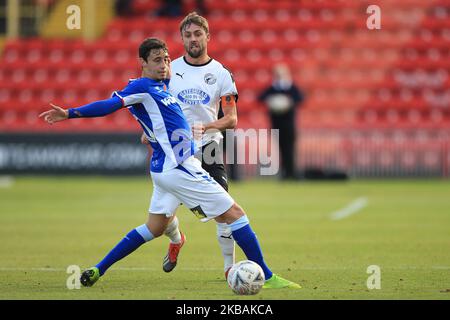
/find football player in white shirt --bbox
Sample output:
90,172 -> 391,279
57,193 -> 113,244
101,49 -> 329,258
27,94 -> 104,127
142,12 -> 238,279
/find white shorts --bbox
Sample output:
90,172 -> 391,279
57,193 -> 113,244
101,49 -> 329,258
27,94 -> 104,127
149,156 -> 234,222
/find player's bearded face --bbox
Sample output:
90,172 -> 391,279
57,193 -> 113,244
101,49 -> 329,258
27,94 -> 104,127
187,41 -> 205,58
182,24 -> 209,58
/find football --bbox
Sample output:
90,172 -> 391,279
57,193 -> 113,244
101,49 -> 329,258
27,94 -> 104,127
227,260 -> 265,295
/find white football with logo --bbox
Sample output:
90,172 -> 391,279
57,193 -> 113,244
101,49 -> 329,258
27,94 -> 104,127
227,260 -> 265,295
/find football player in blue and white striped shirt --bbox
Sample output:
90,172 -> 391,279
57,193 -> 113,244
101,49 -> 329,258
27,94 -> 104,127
39,38 -> 300,289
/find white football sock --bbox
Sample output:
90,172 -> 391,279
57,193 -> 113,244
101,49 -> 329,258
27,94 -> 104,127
164,216 -> 182,244
216,222 -> 235,271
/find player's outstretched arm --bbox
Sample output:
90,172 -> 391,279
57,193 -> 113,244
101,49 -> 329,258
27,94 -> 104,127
39,97 -> 124,125
39,103 -> 69,124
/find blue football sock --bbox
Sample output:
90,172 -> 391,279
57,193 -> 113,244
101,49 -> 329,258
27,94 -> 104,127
230,215 -> 273,280
96,224 -> 154,276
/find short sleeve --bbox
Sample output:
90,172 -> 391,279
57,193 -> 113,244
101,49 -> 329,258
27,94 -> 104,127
220,67 -> 238,99
112,79 -> 147,107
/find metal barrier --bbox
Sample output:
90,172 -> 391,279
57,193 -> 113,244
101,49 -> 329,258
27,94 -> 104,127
297,128 -> 450,178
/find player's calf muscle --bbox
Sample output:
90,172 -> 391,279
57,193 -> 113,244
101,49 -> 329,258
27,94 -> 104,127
146,214 -> 170,237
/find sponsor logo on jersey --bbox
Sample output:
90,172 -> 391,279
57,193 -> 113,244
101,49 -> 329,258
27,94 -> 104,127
161,96 -> 178,107
177,89 -> 211,105
204,73 -> 217,85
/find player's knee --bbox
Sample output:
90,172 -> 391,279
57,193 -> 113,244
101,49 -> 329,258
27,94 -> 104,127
148,226 -> 164,238
232,203 -> 245,217
145,222 -> 166,238
219,203 -> 245,224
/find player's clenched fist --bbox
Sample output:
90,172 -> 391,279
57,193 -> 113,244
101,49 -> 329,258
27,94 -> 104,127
192,123 -> 205,140
39,103 -> 68,124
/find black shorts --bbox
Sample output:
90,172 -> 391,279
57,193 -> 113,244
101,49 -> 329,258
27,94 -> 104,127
196,141 -> 229,192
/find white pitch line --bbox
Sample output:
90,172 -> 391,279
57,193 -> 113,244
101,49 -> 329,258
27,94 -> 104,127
0,176 -> 14,188
330,197 -> 368,221
0,267 -> 223,272
0,266 -> 448,272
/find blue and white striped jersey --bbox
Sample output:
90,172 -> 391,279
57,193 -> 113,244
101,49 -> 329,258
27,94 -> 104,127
113,77 -> 198,173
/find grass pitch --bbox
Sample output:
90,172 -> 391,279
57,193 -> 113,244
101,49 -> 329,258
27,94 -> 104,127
0,176 -> 449,300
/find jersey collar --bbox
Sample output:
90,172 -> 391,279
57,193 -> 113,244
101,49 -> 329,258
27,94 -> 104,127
141,77 -> 165,85
183,56 -> 213,67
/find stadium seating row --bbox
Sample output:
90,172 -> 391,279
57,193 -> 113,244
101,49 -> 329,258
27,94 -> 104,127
0,0 -> 449,132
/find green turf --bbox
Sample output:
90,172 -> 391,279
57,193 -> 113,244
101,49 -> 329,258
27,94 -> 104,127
0,177 -> 449,299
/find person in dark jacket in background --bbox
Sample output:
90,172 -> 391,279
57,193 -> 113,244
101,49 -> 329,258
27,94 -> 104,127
258,63 -> 304,180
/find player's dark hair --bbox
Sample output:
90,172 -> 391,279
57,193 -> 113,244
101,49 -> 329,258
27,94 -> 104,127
139,38 -> 168,62
179,11 -> 209,34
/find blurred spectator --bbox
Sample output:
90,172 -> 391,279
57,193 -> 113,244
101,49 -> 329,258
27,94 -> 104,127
258,63 -> 304,180
115,0 -> 134,17
156,0 -> 182,17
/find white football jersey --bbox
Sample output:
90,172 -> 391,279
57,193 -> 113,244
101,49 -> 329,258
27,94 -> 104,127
169,56 -> 238,146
